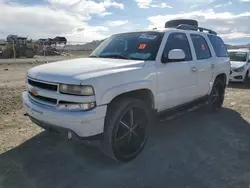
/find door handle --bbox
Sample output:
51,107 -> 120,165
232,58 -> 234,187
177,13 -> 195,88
191,66 -> 197,73
211,64 -> 215,69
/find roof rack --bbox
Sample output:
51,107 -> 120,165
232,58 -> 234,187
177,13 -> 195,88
176,24 -> 217,35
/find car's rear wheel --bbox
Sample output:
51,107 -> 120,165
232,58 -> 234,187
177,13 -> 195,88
207,78 -> 225,113
101,98 -> 151,162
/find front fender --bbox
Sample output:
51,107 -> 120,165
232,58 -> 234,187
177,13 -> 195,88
98,80 -> 154,105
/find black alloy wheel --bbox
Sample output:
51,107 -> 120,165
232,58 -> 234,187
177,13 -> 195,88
209,79 -> 225,112
101,98 -> 151,162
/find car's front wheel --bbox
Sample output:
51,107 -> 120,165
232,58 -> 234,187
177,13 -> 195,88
101,98 -> 151,162
244,71 -> 249,85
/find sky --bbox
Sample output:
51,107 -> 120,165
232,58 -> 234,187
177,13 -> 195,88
0,0 -> 250,44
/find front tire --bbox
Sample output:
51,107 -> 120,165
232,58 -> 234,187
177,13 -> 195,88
25,49 -> 34,58
101,98 -> 151,163
207,78 -> 225,113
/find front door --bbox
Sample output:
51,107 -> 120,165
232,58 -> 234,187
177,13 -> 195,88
156,32 -> 198,111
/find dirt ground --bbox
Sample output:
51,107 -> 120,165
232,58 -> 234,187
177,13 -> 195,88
1,63 -> 250,188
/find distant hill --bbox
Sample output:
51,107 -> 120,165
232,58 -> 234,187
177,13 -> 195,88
64,40 -> 104,51
226,43 -> 250,49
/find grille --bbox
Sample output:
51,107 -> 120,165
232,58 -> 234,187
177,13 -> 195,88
28,79 -> 58,91
29,91 -> 57,105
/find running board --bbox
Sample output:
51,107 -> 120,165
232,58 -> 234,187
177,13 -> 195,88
157,96 -> 208,122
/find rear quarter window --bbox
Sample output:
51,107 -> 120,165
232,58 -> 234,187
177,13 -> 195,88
208,35 -> 228,57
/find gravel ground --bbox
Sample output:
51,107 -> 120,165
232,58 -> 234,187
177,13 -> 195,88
1,63 -> 250,188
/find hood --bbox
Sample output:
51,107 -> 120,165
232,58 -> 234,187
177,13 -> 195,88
27,57 -> 146,84
230,61 -> 247,69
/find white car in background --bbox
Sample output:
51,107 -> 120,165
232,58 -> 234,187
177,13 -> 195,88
228,49 -> 250,84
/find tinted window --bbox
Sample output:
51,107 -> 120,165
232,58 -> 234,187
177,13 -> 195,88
191,34 -> 212,60
229,52 -> 247,62
162,32 -> 192,62
208,35 -> 228,57
90,32 -> 164,61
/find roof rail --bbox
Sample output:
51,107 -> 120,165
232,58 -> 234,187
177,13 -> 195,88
176,24 -> 217,35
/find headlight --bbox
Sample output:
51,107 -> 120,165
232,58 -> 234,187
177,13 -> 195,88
59,84 -> 94,96
233,65 -> 248,72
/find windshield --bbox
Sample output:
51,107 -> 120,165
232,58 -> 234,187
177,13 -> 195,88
229,52 -> 247,62
89,32 -> 164,61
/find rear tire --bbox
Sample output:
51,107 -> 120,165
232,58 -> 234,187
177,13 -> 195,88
25,49 -> 34,58
207,78 -> 225,113
101,98 -> 151,163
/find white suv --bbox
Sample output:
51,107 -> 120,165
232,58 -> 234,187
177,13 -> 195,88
22,20 -> 230,162
228,49 -> 250,84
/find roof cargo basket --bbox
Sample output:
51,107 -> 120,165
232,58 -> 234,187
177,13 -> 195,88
164,19 -> 217,35
165,19 -> 198,28
177,24 -> 217,35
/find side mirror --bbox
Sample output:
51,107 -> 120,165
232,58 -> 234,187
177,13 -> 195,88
168,49 -> 186,61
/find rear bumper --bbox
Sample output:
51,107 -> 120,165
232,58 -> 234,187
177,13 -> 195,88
22,91 -> 107,137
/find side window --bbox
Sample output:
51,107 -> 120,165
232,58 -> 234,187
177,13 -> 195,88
208,35 -> 228,57
191,34 -> 212,60
162,32 -> 192,62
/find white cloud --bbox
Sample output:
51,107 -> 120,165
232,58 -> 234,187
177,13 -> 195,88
0,1 -> 125,42
147,9 -> 250,42
135,0 -> 172,8
135,0 -> 152,8
214,1 -> 232,8
190,4 -> 199,9
48,0 -> 124,17
240,0 -> 250,2
179,0 -> 216,4
106,20 -> 129,27
220,32 -> 250,39
151,3 -> 172,8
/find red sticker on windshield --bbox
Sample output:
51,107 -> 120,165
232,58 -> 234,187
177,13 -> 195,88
139,44 -> 146,49
202,44 -> 205,50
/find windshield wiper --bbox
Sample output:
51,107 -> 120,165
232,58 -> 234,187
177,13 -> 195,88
99,54 -> 131,60
89,55 -> 98,58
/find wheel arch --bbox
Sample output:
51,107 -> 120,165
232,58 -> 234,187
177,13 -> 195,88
110,89 -> 155,109
99,81 -> 156,110
209,72 -> 228,94
215,73 -> 227,85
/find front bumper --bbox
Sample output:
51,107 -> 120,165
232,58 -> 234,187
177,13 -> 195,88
22,91 -> 107,138
229,69 -> 247,82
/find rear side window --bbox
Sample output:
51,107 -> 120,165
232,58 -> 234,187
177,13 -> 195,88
191,34 -> 212,60
162,32 -> 192,62
208,35 -> 228,57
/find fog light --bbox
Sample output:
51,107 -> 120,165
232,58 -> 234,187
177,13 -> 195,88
68,131 -> 72,140
57,102 -> 96,111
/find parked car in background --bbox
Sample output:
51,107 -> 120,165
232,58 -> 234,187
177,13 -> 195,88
228,49 -> 250,84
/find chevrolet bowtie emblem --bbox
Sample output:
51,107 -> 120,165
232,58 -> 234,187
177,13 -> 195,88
30,87 -> 38,96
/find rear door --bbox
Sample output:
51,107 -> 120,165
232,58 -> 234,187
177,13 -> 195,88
189,34 -> 215,97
